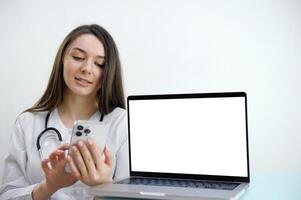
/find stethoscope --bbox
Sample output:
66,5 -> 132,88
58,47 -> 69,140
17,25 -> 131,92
36,111 -> 104,160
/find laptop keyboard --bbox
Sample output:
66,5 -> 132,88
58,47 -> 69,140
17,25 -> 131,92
117,177 -> 239,190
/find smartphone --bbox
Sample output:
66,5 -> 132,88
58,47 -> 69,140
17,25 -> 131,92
65,120 -> 110,173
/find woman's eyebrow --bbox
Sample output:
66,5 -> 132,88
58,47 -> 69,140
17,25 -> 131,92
71,47 -> 105,58
72,47 -> 86,54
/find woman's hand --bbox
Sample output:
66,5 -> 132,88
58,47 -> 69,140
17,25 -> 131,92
32,144 -> 78,200
42,144 -> 78,193
67,139 -> 113,186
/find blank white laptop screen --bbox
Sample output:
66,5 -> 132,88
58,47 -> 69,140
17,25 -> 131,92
129,96 -> 248,177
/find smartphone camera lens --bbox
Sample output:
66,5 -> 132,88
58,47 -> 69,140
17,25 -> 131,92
77,125 -> 84,130
84,129 -> 91,134
76,131 -> 82,136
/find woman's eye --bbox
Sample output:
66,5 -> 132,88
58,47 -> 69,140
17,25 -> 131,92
72,56 -> 84,61
96,63 -> 105,68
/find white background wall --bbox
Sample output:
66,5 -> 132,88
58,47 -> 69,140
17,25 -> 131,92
0,0 -> 300,181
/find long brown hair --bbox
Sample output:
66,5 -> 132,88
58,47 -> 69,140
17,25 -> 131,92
26,24 -> 125,115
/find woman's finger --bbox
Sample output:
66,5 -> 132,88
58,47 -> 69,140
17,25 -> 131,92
58,143 -> 69,151
86,139 -> 102,170
49,149 -> 65,158
56,150 -> 67,161
41,159 -> 50,174
49,150 -> 62,168
77,141 -> 97,175
67,156 -> 81,179
103,145 -> 113,168
71,145 -> 88,179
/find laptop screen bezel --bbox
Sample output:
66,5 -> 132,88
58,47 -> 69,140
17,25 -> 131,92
127,92 -> 250,183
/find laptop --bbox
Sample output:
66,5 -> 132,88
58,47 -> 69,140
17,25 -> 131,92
89,92 -> 250,200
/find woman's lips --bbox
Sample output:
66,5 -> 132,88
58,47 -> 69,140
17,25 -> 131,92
74,77 -> 92,86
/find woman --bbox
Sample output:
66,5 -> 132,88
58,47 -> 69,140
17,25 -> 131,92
0,24 -> 129,200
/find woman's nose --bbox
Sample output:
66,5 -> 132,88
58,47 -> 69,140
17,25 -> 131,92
81,59 -> 93,74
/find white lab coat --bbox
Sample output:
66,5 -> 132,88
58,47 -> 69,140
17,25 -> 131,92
0,107 -> 129,200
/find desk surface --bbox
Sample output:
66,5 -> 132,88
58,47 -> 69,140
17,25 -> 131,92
241,172 -> 300,200
97,173 -> 301,200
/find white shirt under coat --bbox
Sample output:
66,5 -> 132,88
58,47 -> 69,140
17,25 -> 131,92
0,107 -> 129,200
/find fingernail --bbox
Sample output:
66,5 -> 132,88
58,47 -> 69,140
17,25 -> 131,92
88,139 -> 93,145
72,146 -> 77,152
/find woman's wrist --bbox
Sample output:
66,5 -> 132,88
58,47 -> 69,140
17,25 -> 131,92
32,180 -> 57,200
44,180 -> 60,195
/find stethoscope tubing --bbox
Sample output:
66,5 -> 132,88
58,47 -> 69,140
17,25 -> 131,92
36,111 -> 104,153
